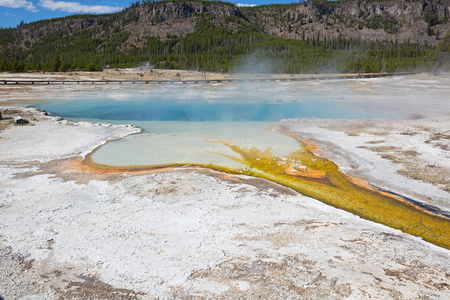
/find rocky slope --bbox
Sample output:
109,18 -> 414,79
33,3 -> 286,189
5,0 -> 449,52
8,1 -> 250,52
242,0 -> 450,44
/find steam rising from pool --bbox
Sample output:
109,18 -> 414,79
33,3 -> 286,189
34,74 -> 450,168
35,81 -> 382,167
31,75 -> 450,249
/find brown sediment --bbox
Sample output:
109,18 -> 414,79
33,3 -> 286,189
77,131 -> 450,250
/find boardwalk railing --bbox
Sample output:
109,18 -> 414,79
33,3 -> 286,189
0,72 -> 414,85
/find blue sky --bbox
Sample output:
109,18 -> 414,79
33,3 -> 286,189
0,0 -> 297,29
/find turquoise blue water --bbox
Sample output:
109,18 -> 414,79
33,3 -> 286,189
34,99 -> 384,167
34,97 -> 386,122
32,74 -> 450,123
31,81 -> 395,167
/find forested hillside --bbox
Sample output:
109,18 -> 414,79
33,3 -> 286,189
0,0 -> 449,73
241,0 -> 449,44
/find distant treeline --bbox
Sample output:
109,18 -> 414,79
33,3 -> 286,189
133,18 -> 448,73
0,15 -> 448,73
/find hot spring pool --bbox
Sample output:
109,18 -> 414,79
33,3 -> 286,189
33,80 -> 393,168
31,77 -> 450,250
32,75 -> 450,168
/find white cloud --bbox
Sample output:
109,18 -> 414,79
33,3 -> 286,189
236,3 -> 257,7
0,0 -> 39,12
38,0 -> 123,14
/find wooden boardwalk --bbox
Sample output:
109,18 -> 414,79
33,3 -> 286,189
1,72 -> 413,85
